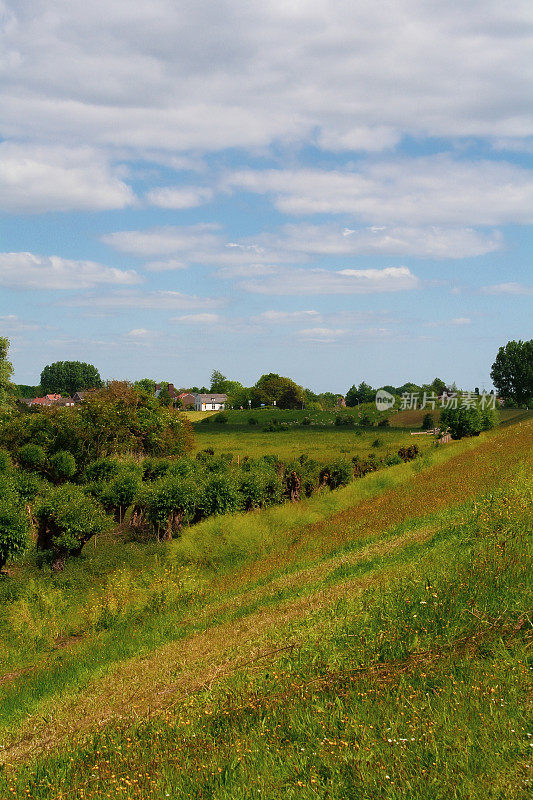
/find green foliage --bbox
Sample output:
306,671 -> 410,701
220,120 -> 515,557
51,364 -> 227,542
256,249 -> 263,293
0,448 -> 13,472
17,443 -> 46,471
214,413 -> 228,424
0,336 -> 14,411
133,378 -> 157,394
100,470 -> 142,522
49,450 -> 77,483
253,373 -> 305,409
345,381 -> 374,406
422,412 -> 434,430
40,360 -> 102,395
201,474 -> 241,517
0,496 -> 29,570
440,406 -> 487,439
490,339 -> 533,405
377,417 -> 390,427
84,458 -> 121,483
35,484 -> 110,570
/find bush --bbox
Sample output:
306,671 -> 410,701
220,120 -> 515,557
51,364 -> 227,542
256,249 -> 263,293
359,413 -> 372,426
0,499 -> 29,570
320,460 -> 352,490
422,412 -> 434,430
142,458 -> 172,482
248,417 -> 259,426
18,443 -> 46,471
143,476 -> 202,539
440,406 -> 491,439
372,438 -> 383,448
84,458 -> 121,483
301,416 -> 311,426
201,474 -> 241,517
100,471 -> 141,522
239,464 -> 282,510
0,448 -> 12,472
214,413 -> 228,424
398,444 -> 420,462
385,453 -> 403,466
49,450 -> 77,483
35,484 -> 110,571
377,417 -> 390,428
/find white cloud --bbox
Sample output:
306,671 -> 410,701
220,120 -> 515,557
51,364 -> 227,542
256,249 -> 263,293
0,314 -> 43,333
172,313 -> 223,324
259,223 -> 502,259
1,1 -> 531,155
253,310 -> 321,323
65,289 -> 225,310
225,158 -> 533,225
450,317 -> 472,326
298,327 -> 348,343
0,252 -> 140,290
146,185 -> 213,209
0,143 -> 135,213
481,282 -> 533,295
126,328 -> 152,337
241,266 -> 419,295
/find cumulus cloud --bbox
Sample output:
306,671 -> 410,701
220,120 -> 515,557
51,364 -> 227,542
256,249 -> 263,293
0,252 -> 140,290
225,158 -> 533,226
258,223 -> 502,259
146,186 -> 213,209
481,282 -> 533,295
1,1 -> 531,155
0,143 -> 135,213
241,266 -> 419,295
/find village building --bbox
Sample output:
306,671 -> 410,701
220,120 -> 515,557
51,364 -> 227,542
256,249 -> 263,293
194,393 -> 228,411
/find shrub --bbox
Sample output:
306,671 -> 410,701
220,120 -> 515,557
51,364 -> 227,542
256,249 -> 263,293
201,474 -> 241,517
35,484 -> 110,571
248,417 -> 259,426
359,413 -> 372,426
142,458 -> 172,482
199,416 -> 211,424
398,444 -> 420,462
84,458 -> 121,483
49,450 -> 77,483
0,448 -> 12,472
239,464 -> 282,510
214,413 -> 228,424
18,443 -> 46,471
0,499 -> 29,570
13,470 -> 45,503
320,460 -> 352,490
301,416 -> 311,426
143,476 -> 202,540
372,438 -> 383,448
440,406 -> 484,439
101,471 -> 141,522
422,412 -> 434,430
377,417 -> 390,428
196,448 -> 215,463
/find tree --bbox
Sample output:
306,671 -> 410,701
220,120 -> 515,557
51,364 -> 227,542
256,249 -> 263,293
0,337 -> 14,411
210,370 -> 227,392
346,381 -> 374,406
253,374 -> 305,408
40,361 -> 102,395
490,340 -> 533,406
440,406 -> 495,439
0,499 -> 29,571
134,378 -> 156,394
35,484 -> 110,571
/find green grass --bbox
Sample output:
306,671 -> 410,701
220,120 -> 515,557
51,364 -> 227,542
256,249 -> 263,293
1,472 -> 531,799
0,419 -> 531,798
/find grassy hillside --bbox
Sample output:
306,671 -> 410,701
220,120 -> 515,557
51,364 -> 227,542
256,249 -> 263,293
0,419 -> 531,798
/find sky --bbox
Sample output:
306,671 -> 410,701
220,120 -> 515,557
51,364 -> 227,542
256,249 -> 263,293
1,0 -> 532,393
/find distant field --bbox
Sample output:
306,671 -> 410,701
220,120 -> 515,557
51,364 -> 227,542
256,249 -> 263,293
191,423 -> 436,462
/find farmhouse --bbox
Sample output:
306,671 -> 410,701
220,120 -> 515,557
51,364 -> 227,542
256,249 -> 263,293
194,393 -> 227,411
177,392 -> 196,409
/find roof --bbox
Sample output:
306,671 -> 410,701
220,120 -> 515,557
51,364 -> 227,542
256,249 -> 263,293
196,394 -> 227,402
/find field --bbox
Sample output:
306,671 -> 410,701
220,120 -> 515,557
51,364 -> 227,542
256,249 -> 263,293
0,417 -> 531,798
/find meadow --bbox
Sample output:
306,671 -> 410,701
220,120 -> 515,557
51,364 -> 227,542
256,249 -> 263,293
0,416 -> 531,798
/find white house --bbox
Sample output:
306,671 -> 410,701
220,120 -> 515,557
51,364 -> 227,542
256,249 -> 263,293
194,393 -> 228,411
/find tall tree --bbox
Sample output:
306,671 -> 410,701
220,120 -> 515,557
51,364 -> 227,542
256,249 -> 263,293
40,361 -> 102,395
0,337 -> 14,411
210,370 -> 227,392
253,373 -> 304,408
490,339 -> 533,405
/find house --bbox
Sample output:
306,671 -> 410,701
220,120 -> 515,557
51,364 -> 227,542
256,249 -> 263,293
155,382 -> 183,408
71,391 -> 88,403
20,394 -> 75,408
194,393 -> 227,411
177,392 -> 196,409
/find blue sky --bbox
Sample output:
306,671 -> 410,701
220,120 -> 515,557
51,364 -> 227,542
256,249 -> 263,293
0,0 -> 531,392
